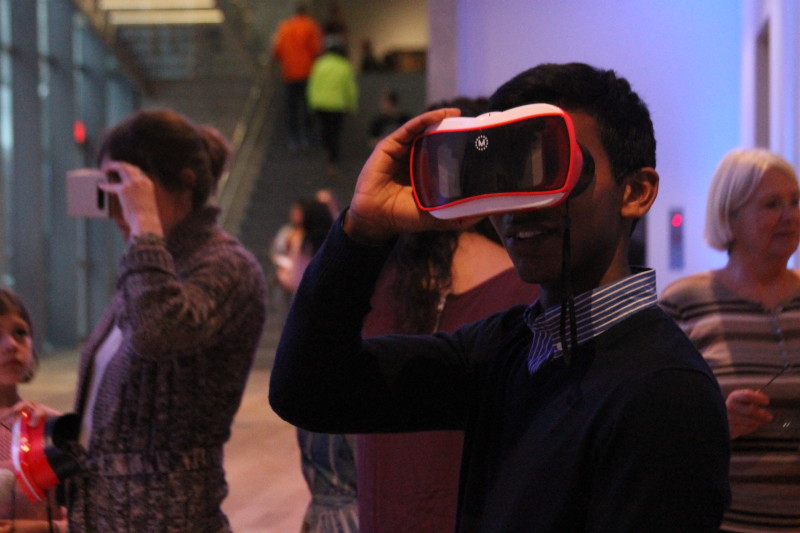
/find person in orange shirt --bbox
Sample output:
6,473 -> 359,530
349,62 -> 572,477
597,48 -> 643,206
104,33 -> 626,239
272,3 -> 322,150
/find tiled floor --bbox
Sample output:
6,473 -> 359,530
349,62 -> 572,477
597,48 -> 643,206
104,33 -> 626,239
25,309 -> 309,533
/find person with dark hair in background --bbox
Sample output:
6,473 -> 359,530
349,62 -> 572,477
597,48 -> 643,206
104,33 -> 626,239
270,62 -> 730,532
51,109 -> 266,532
307,41 -> 358,178
275,198 -> 335,295
322,2 -> 348,51
357,96 -> 537,533
314,188 -> 341,220
367,90 -> 412,148
660,148 -> 800,532
271,199 -> 355,533
0,288 -> 68,533
272,3 -> 322,151
359,39 -> 381,73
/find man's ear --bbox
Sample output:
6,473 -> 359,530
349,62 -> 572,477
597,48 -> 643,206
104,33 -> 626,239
620,167 -> 658,218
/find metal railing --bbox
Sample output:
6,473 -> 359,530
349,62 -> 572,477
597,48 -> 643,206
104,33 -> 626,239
216,59 -> 279,235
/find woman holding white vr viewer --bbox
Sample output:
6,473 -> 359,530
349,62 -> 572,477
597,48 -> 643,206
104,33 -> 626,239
270,62 -> 729,532
23,109 -> 267,532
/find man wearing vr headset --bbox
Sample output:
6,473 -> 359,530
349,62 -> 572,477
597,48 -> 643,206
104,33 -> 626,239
270,62 -> 730,532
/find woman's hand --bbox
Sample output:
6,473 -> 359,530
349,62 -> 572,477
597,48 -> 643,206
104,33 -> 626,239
344,108 -> 478,244
1,400 -> 62,428
726,389 -> 773,439
98,160 -> 164,240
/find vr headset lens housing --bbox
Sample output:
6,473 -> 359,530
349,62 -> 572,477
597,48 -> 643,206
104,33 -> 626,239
410,104 -> 584,219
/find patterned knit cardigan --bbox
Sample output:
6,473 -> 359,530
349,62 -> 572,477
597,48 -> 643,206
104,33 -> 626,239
65,205 -> 267,533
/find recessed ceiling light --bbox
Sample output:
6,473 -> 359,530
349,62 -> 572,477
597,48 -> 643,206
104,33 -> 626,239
99,0 -> 216,10
109,9 -> 224,25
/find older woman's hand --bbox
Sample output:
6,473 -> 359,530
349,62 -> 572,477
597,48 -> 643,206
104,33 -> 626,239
726,388 -> 773,439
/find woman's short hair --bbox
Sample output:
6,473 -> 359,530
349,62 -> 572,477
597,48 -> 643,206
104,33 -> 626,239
97,109 -> 231,210
705,148 -> 798,251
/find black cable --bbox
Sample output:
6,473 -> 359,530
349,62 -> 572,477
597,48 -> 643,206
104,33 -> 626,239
559,200 -> 578,366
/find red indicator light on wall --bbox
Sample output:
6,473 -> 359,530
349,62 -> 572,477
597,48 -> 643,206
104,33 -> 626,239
669,208 -> 684,270
73,120 -> 87,145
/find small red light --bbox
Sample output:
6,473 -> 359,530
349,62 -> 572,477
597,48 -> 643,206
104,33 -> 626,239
73,120 -> 86,145
671,213 -> 683,227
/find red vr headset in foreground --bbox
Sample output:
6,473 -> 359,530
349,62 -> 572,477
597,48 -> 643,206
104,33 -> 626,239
12,411 -> 80,502
410,103 -> 585,219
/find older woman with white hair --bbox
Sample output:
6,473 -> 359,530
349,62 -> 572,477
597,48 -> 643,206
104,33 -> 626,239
660,148 -> 800,533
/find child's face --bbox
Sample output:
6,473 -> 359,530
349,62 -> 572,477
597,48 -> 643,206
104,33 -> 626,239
0,312 -> 34,386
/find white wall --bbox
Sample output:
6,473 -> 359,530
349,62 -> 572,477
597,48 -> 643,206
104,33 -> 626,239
339,0 -> 428,67
435,0 -> 744,290
740,0 -> 800,266
741,1 -> 799,161
427,0 -> 458,103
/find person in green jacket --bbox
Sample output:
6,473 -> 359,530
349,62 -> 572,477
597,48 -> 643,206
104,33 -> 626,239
307,42 -> 358,177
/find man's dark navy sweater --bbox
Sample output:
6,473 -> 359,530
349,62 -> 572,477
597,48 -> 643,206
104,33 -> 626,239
270,220 -> 730,532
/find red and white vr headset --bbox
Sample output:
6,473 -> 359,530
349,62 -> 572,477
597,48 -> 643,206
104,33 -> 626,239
11,411 -> 80,502
410,103 -> 585,219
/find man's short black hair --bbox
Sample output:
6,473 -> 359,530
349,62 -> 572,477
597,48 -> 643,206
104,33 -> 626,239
489,63 -> 656,185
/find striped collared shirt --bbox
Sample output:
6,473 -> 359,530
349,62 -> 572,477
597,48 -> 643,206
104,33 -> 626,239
524,269 -> 658,374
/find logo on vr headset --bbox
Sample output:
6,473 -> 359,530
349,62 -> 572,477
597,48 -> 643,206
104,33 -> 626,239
410,103 -> 586,219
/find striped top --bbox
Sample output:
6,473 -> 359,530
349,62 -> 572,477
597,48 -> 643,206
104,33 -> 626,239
660,270 -> 800,533
524,269 -> 658,374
